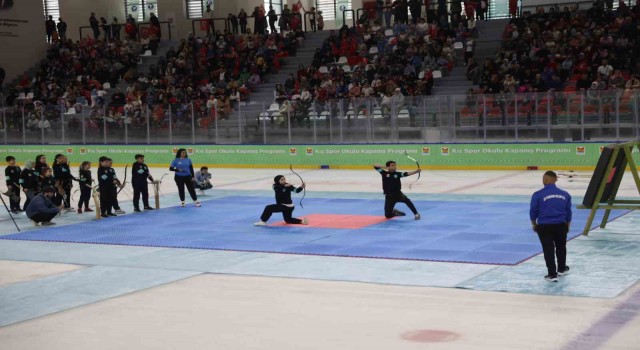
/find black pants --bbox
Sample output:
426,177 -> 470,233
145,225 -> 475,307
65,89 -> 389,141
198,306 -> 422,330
8,186 -> 20,211
133,183 -> 150,209
63,185 -> 72,208
78,186 -> 91,209
23,190 -> 36,211
29,212 -> 57,223
384,192 -> 418,218
99,186 -> 114,215
112,187 -> 121,210
537,223 -> 568,276
260,204 -> 302,224
175,176 -> 197,202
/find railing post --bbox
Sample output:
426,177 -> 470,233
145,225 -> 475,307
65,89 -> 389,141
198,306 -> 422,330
287,103 -> 292,144
546,91 -> 551,141
262,101 -> 267,145
238,101 -> 242,144
339,100 -> 344,144
635,92 -> 640,139
214,104 -> 218,144
61,107 -> 65,145
40,105 -> 45,145
124,112 -> 128,145
313,105 -> 317,144
615,91 -> 620,141
168,105 -> 173,145
191,102 -> 195,144
21,106 -> 26,144
146,104 -> 150,145
82,108 -> 86,144
482,95 -> 487,141
103,105 -> 107,145
1,101 -> 6,145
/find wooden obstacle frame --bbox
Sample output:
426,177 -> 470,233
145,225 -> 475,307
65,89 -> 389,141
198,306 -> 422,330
577,141 -> 640,235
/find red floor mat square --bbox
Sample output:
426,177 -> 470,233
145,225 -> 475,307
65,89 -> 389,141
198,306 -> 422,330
271,213 -> 388,229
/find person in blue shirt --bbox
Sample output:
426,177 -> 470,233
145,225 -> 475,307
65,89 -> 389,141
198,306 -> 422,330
170,148 -> 200,208
530,170 -> 572,282
194,166 -> 213,195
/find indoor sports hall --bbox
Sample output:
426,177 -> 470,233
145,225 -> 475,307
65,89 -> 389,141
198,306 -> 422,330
1,158 -> 640,349
2,0 -> 640,348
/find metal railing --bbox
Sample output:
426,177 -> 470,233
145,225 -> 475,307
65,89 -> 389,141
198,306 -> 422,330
342,9 -> 356,28
2,89 -> 639,145
79,21 -> 172,42
192,12 -> 305,37
0,93 -> 6,145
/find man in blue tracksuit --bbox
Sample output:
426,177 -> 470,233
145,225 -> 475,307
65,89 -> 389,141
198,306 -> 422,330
530,171 -> 572,282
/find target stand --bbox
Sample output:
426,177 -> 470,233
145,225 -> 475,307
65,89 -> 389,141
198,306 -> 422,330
578,141 -> 640,235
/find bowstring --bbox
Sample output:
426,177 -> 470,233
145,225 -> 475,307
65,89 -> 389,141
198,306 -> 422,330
405,151 -> 421,189
289,164 -> 305,209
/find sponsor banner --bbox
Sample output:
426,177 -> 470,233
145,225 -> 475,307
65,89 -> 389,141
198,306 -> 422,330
0,144 -> 638,169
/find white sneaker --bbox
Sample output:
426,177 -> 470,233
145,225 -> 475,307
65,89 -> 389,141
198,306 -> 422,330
195,201 -> 201,207
254,221 -> 267,226
32,220 -> 41,226
181,202 -> 186,207
415,213 -> 421,220
65,207 -> 75,213
115,209 -> 126,214
301,218 -> 309,225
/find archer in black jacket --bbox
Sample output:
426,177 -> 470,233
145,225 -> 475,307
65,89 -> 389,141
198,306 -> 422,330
132,154 -> 155,211
374,161 -> 421,219
254,175 -> 307,226
53,155 -> 76,209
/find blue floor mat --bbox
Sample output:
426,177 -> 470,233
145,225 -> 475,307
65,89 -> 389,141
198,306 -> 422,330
0,196 -> 626,265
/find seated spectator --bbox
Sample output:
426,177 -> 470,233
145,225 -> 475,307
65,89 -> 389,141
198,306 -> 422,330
194,166 -> 213,194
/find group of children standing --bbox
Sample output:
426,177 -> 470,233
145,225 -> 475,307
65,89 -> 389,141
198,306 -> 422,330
3,152 -> 214,225
4,154 -> 79,215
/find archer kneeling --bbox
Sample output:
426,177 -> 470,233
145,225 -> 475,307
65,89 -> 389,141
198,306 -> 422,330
254,175 -> 308,226
374,161 -> 421,220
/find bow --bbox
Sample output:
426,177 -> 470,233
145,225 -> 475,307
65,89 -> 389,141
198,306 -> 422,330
289,164 -> 305,209
117,164 -> 128,194
404,151 -> 421,188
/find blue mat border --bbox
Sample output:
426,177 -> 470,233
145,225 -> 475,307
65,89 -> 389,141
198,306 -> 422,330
0,194 -> 631,266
